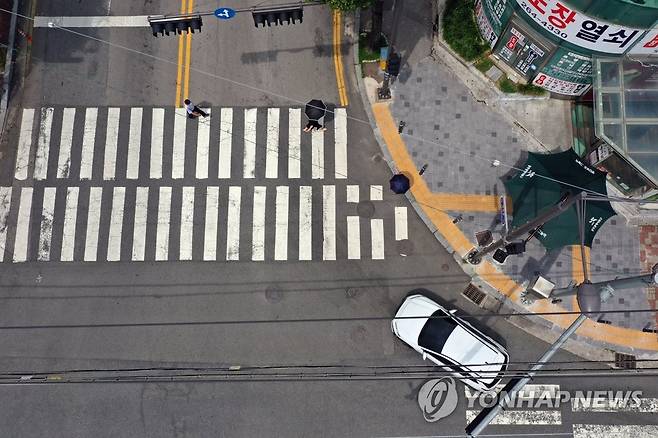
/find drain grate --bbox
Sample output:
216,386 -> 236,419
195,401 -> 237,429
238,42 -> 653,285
462,284 -> 486,306
614,352 -> 637,369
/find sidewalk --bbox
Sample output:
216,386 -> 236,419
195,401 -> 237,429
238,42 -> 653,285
354,0 -> 658,358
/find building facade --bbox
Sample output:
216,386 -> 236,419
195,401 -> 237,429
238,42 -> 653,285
475,0 -> 658,97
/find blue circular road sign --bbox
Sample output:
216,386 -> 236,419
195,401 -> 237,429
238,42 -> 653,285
214,8 -> 236,19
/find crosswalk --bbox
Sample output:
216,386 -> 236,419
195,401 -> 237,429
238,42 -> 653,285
0,184 -> 407,263
13,106 -> 349,181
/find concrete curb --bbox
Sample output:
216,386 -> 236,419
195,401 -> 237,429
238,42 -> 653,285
0,0 -> 20,140
352,9 -> 658,363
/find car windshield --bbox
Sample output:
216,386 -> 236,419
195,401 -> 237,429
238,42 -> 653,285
418,310 -> 457,352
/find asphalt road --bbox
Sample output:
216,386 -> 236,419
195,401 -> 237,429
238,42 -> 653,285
0,0 -> 657,437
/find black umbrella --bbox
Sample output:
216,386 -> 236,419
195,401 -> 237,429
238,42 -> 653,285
305,99 -> 326,121
390,173 -> 410,194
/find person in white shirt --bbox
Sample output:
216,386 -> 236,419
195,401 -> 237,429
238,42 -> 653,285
184,98 -> 208,118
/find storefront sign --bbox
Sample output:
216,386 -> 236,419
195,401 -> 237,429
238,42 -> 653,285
496,22 -> 550,78
532,72 -> 590,96
628,30 -> 658,55
537,48 -> 592,93
475,0 -> 499,47
515,0 -> 644,54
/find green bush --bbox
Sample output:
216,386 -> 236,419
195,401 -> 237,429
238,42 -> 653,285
358,33 -> 381,63
518,82 -> 546,96
498,76 -> 518,93
443,0 -> 488,61
322,0 -> 375,11
474,57 -> 494,73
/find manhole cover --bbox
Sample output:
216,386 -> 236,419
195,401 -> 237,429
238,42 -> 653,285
357,201 -> 376,218
396,239 -> 414,256
264,285 -> 283,302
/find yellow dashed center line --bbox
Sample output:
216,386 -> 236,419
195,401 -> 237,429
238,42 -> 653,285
175,0 -> 187,107
183,0 -> 194,102
332,10 -> 348,107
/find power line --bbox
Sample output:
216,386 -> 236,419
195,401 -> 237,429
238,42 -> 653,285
0,307 -> 656,330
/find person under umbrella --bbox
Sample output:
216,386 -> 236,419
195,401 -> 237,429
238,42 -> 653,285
304,99 -> 327,132
390,173 -> 411,194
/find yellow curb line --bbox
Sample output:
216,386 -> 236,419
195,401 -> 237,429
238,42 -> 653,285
175,0 -> 187,107
371,101 -> 658,352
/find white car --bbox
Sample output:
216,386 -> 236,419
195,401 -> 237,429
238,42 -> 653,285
391,293 -> 509,392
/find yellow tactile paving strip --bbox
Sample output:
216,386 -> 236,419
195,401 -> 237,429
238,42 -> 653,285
372,102 -> 658,351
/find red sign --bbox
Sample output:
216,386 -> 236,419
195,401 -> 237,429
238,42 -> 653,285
506,35 -> 519,49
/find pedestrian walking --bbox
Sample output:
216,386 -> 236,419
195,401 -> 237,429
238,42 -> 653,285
303,120 -> 326,132
184,98 -> 209,119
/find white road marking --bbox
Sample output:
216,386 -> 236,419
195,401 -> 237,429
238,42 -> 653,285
218,108 -> 233,178
15,108 -> 34,180
195,109 -> 211,179
299,186 -> 312,261
203,186 -> 219,261
38,187 -> 56,261
79,107 -> 98,180
311,128 -> 324,179
571,397 -> 658,412
371,218 -> 384,260
275,186 -> 289,261
56,108 -> 75,178
252,186 -> 267,261
132,187 -> 148,261
243,108 -> 257,178
34,107 -> 54,180
334,107 -> 347,178
465,410 -> 561,425
34,16 -> 149,27
370,185 -> 383,201
180,187 -> 195,261
84,187 -> 103,261
150,108 -> 164,179
172,108 -> 187,179
0,187 -> 12,262
107,187 -> 125,261
60,187 -> 79,262
155,187 -> 171,261
288,108 -> 301,179
226,186 -> 241,261
323,185 -> 336,260
126,107 -> 142,179
265,108 -> 279,178
13,188 -> 33,262
573,424 -> 658,438
395,207 -> 408,240
103,108 -> 120,180
346,185 -> 359,203
347,216 -> 360,260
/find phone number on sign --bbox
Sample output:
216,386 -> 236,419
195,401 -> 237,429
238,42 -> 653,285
519,2 -> 568,39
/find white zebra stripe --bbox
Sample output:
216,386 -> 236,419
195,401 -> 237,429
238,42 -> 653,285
226,186 -> 241,261
218,108 -> 233,179
180,187 -> 195,260
395,207 -> 408,240
252,186 -> 267,261
265,108 -> 279,178
84,187 -> 103,261
56,108 -> 75,178
38,187 -> 57,261
346,185 -> 359,203
0,187 -> 12,262
243,108 -> 257,178
13,188 -> 33,262
172,108 -> 186,179
347,216 -> 360,260
299,186 -> 312,261
312,128 -> 324,179
334,108 -> 347,179
371,218 -> 384,260
34,107 -> 54,180
203,186 -> 219,261
150,108 -> 165,179
465,410 -> 561,425
288,108 -> 301,179
322,185 -> 336,260
370,185 -> 383,201
60,187 -> 79,261
103,108 -> 120,180
79,108 -> 98,180
155,187 -> 172,261
126,107 -> 142,179
15,109 -> 34,180
107,187 -> 126,261
195,109 -> 211,179
275,186 -> 289,261
132,187 -> 149,261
